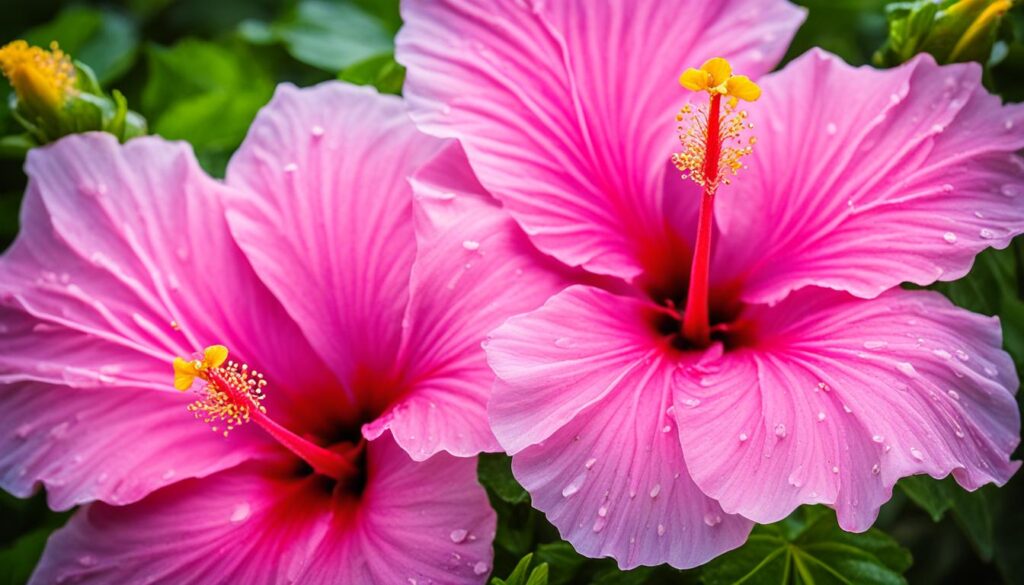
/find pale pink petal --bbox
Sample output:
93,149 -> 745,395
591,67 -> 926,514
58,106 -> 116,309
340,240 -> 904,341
398,0 -> 804,280
714,50 -> 1024,303
487,286 -> 751,569
0,134 -> 332,506
224,83 -> 444,405
364,143 -> 571,460
31,436 -> 494,585
673,288 -> 1020,531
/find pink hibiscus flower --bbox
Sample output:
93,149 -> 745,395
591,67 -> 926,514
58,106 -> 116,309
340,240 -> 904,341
397,0 -> 1024,569
0,82 -> 565,583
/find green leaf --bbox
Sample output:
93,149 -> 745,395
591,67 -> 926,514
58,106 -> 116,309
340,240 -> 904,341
141,38 -> 273,171
338,53 -> 406,95
899,475 -> 995,560
0,527 -> 51,585
478,453 -> 530,505
492,553 -> 549,585
785,0 -> 891,66
533,542 -> 586,585
702,507 -> 912,585
244,0 -> 394,72
23,6 -> 139,84
874,0 -> 1017,67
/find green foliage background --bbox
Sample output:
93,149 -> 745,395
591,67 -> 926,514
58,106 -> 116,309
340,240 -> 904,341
1,1 -> 1023,583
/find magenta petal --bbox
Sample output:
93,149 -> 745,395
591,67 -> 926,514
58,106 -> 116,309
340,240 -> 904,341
0,381 -> 266,511
487,286 -> 751,569
30,436 -> 494,585
364,143 -> 570,459
673,288 -> 1020,531
0,133 -> 329,505
225,83 -> 443,401
715,50 -> 1024,303
398,0 -> 805,280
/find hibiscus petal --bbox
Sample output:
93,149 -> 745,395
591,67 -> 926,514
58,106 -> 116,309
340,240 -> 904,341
398,0 -> 805,280
224,83 -> 443,405
673,287 -> 1020,531
486,286 -> 751,569
363,143 -> 570,460
31,436 -> 494,585
715,50 -> 1024,303
0,134 -> 329,506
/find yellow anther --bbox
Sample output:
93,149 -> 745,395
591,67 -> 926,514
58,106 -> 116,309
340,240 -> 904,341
679,57 -> 761,103
172,344 -> 229,390
0,40 -> 76,111
172,344 -> 267,437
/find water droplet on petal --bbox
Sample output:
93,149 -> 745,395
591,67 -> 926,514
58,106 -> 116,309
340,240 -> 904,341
738,432 -> 748,442
657,523 -> 666,536
161,469 -> 176,480
817,411 -> 826,422
283,162 -> 298,173
562,474 -> 585,498
832,466 -> 840,474
703,512 -> 722,527
774,423 -> 787,438
979,228 -> 996,240
680,398 -> 701,408
649,484 -> 661,499
826,122 -> 838,135
872,434 -> 885,443
864,340 -> 889,350
872,464 -> 880,475
933,349 -> 952,360
896,362 -> 917,376
473,562 -> 489,576
311,125 -> 325,137
77,555 -> 97,567
1001,184 -> 1020,198
462,240 -> 481,251
230,502 -> 251,522
910,448 -> 925,461
942,232 -> 957,244
947,390 -> 960,401
584,457 -> 597,470
450,529 -> 468,543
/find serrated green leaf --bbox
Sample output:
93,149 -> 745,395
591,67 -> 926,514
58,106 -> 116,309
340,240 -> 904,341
23,6 -> 139,84
702,507 -> 912,585
478,453 -> 530,505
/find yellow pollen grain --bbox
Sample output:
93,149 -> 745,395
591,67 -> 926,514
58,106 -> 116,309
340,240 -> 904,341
172,345 -> 268,437
0,40 -> 77,110
673,57 -> 759,192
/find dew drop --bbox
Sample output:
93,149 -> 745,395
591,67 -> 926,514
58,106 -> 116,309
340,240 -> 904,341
230,502 -> 251,522
942,232 -> 957,244
910,448 -> 925,461
872,464 -> 880,475
283,162 -> 298,173
941,183 -> 954,193
872,434 -> 885,443
473,562 -> 489,576
931,124 -> 944,133
832,466 -> 840,474
864,340 -> 888,350
826,122 -> 838,135
462,240 -> 481,251
310,125 -> 325,137
738,432 -> 748,442
77,555 -> 97,567
161,469 -> 176,481
817,411 -> 826,422
703,512 -> 722,527
657,524 -> 666,536
896,362 -> 917,376
1001,184 -> 1020,198
842,404 -> 853,414
449,529 -> 468,543
818,382 -> 831,392
584,457 -> 597,470
679,397 -> 701,408
947,390 -> 960,401
933,349 -> 952,360
661,425 -> 671,433
561,474 -> 585,498
649,484 -> 661,499
774,423 -> 787,438
979,228 -> 996,240
592,515 -> 608,533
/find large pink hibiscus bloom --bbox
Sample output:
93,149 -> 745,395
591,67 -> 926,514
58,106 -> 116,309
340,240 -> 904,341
0,82 -> 564,583
397,0 -> 1024,569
